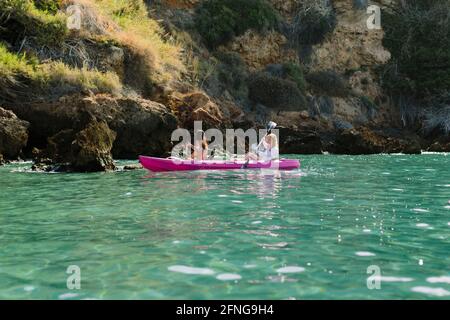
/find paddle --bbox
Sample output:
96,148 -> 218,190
241,121 -> 277,169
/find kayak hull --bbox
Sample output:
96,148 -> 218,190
139,156 -> 300,172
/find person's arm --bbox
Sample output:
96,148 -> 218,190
272,134 -> 278,148
261,138 -> 270,150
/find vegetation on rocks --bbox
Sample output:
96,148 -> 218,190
215,51 -> 249,99
306,70 -> 350,97
282,63 -> 306,93
248,72 -> 307,111
0,44 -> 121,100
0,0 -> 183,102
0,0 -> 68,47
286,0 -> 336,46
195,0 -> 279,48
382,0 -> 450,100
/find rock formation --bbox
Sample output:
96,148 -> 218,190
0,107 -> 29,161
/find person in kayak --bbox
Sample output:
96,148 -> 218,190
190,130 -> 209,160
246,127 -> 279,161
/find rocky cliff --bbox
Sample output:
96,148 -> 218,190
0,0 -> 448,171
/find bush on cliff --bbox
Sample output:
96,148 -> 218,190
248,72 -> 307,110
213,51 -> 248,98
306,70 -> 350,97
265,63 -> 306,93
287,0 -> 336,46
33,0 -> 61,14
0,0 -> 68,47
283,63 -> 306,93
382,0 -> 450,100
195,0 -> 279,48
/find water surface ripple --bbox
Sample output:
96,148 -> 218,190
0,154 -> 449,299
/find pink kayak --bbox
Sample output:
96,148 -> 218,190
139,156 -> 300,172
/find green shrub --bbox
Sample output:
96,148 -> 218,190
33,0 -> 61,14
283,62 -> 306,93
382,0 -> 450,100
248,72 -> 307,110
306,70 -> 350,97
0,44 -> 37,78
215,51 -> 248,98
112,0 -> 142,18
195,0 -> 279,48
358,96 -> 378,110
0,0 -> 68,47
288,0 -> 336,46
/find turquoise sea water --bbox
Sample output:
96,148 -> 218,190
0,154 -> 449,300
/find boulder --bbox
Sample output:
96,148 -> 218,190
46,129 -> 77,163
166,91 -> 227,129
123,163 -> 143,171
34,121 -> 116,172
71,121 -> 116,172
0,107 -> 29,160
279,127 -> 323,154
0,153 -> 4,165
384,137 -> 422,154
428,141 -> 450,152
334,127 -> 384,154
376,128 -> 423,154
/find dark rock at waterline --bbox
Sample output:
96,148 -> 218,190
333,127 -> 423,155
71,121 -> 116,172
428,140 -> 450,152
4,94 -> 177,159
31,162 -> 71,173
279,127 -> 323,154
46,130 -> 77,163
123,163 -> 143,171
0,107 -> 29,160
0,153 -> 4,165
334,127 -> 384,154
385,137 -> 422,154
34,120 -> 116,172
376,129 -> 422,154
110,96 -> 177,158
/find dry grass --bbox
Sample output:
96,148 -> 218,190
1,0 -> 184,99
0,43 -> 121,97
60,0 -> 184,84
43,61 -> 122,94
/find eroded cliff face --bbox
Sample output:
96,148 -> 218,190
151,0 -> 437,153
221,30 -> 299,72
310,0 -> 391,72
192,0 -> 390,127
156,0 -> 393,127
